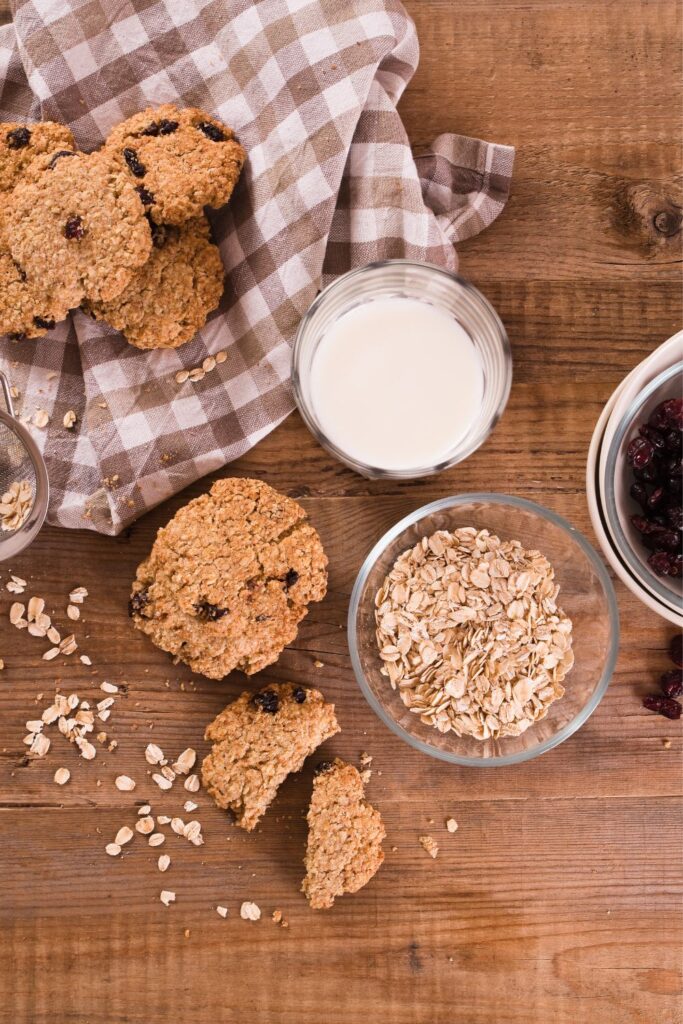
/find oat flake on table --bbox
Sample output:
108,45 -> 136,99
375,528 -> 574,741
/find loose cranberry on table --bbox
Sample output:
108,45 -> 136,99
627,399 -> 683,578
643,634 -> 683,720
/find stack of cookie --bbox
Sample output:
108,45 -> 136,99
0,106 -> 245,349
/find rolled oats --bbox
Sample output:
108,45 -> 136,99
375,528 -> 574,741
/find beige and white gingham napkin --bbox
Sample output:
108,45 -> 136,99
0,0 -> 513,534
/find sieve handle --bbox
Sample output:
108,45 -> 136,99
0,371 -> 16,418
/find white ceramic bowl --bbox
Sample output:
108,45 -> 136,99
586,361 -> 683,627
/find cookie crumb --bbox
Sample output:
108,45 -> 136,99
446,818 -> 458,833
240,901 -> 261,921
216,905 -> 228,918
160,890 -> 176,906
663,738 -> 672,749
419,835 -> 439,859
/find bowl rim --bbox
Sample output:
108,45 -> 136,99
347,492 -> 620,767
291,259 -> 512,480
602,360 -> 683,611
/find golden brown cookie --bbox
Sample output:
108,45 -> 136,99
302,758 -> 385,909
202,683 -> 340,831
5,151 -> 152,309
104,104 -> 246,225
0,121 -> 75,195
84,217 -> 224,349
129,478 -> 328,679
0,225 -> 70,339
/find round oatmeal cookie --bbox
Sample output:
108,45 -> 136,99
0,121 -> 75,195
5,151 -> 152,308
0,226 -> 70,339
129,478 -> 328,679
84,217 -> 224,349
104,104 -> 246,225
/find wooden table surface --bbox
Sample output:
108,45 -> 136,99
1,2 -> 682,1023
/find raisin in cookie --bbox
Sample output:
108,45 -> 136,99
129,478 -> 328,679
84,217 -> 224,349
105,105 -> 246,225
6,151 -> 152,308
0,121 -> 75,195
302,759 -> 385,909
0,225 -> 70,339
202,682 -> 340,831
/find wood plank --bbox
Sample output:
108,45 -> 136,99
0,0 -> 682,1022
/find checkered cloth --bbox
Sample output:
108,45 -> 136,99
0,0 -> 513,534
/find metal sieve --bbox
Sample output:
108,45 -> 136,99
0,370 -> 49,559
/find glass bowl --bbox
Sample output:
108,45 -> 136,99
602,360 -> 683,616
292,260 -> 511,479
348,494 -> 619,767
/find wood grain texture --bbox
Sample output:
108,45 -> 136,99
1,1 -> 682,1023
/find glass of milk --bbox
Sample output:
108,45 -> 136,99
292,261 -> 512,478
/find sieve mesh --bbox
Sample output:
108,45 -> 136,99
0,371 -> 49,559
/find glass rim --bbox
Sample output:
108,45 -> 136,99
292,260 -> 513,479
347,492 -> 620,767
603,360 -> 683,611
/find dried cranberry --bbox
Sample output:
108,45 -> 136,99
630,482 -> 650,510
64,216 -> 85,239
146,215 -> 178,249
194,601 -> 228,621
666,475 -> 682,495
6,126 -> 30,149
671,635 -> 683,668
643,694 -> 682,719
663,398 -> 683,430
292,687 -> 306,704
141,119 -> 179,137
47,149 -> 75,169
9,332 -> 26,341
634,462 -> 660,484
666,505 -> 683,530
647,487 -> 667,511
648,551 -> 675,576
664,456 -> 682,479
669,553 -> 683,578
627,437 -> 655,469
128,587 -> 150,615
135,185 -> 155,206
665,430 -> 682,456
649,401 -> 671,431
284,568 -> 299,589
197,120 -> 226,142
123,147 -> 146,177
11,258 -> 26,282
660,670 -> 683,699
33,316 -> 55,330
252,690 -> 279,714
631,515 -> 662,536
314,760 -> 334,776
639,425 -> 666,452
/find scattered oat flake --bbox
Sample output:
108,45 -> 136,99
136,816 -> 155,835
215,350 -> 227,364
240,901 -> 261,922
183,800 -> 198,813
216,905 -> 228,918
30,733 -> 50,757
106,843 -> 121,856
419,835 -> 439,859
173,748 -> 196,774
145,743 -> 165,765
115,775 -> 136,792
149,833 -> 165,847
184,774 -> 200,792
171,817 -> 185,835
272,909 -> 282,924
314,660 -> 324,668
53,767 -> 70,785
202,355 -> 216,373
138,804 -> 152,816
66,604 -> 80,620
446,818 -> 458,833
160,890 -> 176,907
0,659 -> 4,670
175,370 -> 190,384
158,854 -> 171,872
80,654 -> 92,666
63,410 -> 77,429
77,738 -> 97,760
100,681 -> 118,693
69,587 -> 88,604
115,826 -> 134,846
33,409 -> 49,428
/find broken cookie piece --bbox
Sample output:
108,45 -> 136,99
202,682 -> 340,831
129,478 -> 328,678
302,758 -> 385,909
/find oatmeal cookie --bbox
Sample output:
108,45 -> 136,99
105,104 -> 246,225
0,225 -> 70,339
84,217 -> 224,349
202,682 -> 340,831
129,478 -> 328,679
302,759 -> 385,909
0,121 -> 75,195
6,151 -> 152,308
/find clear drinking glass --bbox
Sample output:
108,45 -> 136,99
292,260 -> 512,478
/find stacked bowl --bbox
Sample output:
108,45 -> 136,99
587,332 -> 683,627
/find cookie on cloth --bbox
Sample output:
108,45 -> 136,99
104,104 -> 246,225
0,121 -> 75,195
0,225 -> 71,340
84,217 -> 224,349
5,151 -> 152,309
302,759 -> 385,910
129,478 -> 328,679
202,682 -> 340,831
